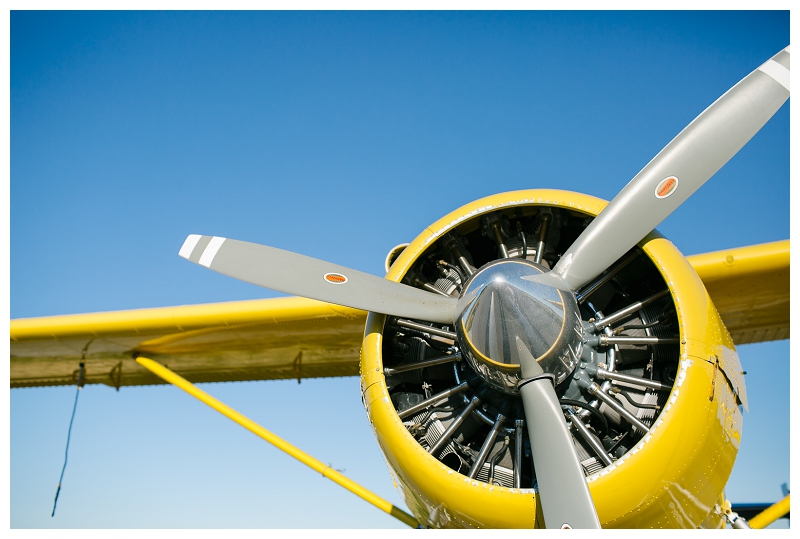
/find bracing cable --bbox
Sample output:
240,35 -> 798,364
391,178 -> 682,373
51,363 -> 85,517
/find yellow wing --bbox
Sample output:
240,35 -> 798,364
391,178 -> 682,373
687,240 -> 789,345
11,240 -> 787,388
11,297 -> 366,388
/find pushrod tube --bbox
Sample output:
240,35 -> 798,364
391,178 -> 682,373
587,382 -> 650,434
590,289 -> 670,331
397,381 -> 470,420
467,414 -> 506,479
595,312 -> 617,413
428,397 -> 481,456
599,335 -> 679,346
534,213 -> 550,264
595,367 -> 666,391
513,419 -> 524,489
135,356 -> 419,528
384,353 -> 461,376
420,281 -> 452,297
491,222 -> 510,259
488,437 -> 510,486
390,317 -> 457,340
448,241 -> 475,277
576,250 -> 639,304
565,409 -> 613,466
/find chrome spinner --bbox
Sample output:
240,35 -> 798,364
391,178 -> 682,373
454,259 -> 583,394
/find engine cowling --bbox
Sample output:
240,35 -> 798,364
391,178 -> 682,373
360,189 -> 744,528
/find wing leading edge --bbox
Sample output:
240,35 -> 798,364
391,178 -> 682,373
11,297 -> 367,388
687,240 -> 789,345
10,240 -> 787,388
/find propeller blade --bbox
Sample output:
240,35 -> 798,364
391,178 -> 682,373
554,46 -> 790,290
516,338 -> 601,529
179,234 -> 458,325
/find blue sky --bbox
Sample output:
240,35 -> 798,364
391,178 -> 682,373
10,11 -> 790,528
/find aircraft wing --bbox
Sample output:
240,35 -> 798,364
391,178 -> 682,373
687,240 -> 789,345
11,240 -> 788,388
10,297 -> 366,388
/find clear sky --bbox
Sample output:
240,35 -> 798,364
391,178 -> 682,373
9,10 -> 791,529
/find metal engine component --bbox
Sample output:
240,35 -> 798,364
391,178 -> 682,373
381,204 -> 680,489
431,263 -> 462,296
455,259 -> 583,393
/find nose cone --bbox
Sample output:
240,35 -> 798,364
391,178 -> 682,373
455,259 -> 583,394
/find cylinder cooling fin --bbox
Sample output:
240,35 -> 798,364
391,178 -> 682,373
360,190 -> 741,529
384,200 -> 679,487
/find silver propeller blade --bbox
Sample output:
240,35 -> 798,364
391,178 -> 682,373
554,46 -> 790,291
516,338 -> 601,529
179,234 -> 458,324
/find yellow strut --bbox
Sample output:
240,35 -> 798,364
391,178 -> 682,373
135,356 -> 418,528
748,494 -> 790,529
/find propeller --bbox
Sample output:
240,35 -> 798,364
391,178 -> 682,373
178,234 -> 456,324
515,337 -> 600,528
179,46 -> 789,529
553,45 -> 790,291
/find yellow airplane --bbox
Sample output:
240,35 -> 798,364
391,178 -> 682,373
11,46 -> 791,529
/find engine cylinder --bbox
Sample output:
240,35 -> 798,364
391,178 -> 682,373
361,189 -> 741,529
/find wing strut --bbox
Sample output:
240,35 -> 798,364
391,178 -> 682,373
135,356 -> 419,528
749,494 -> 791,529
